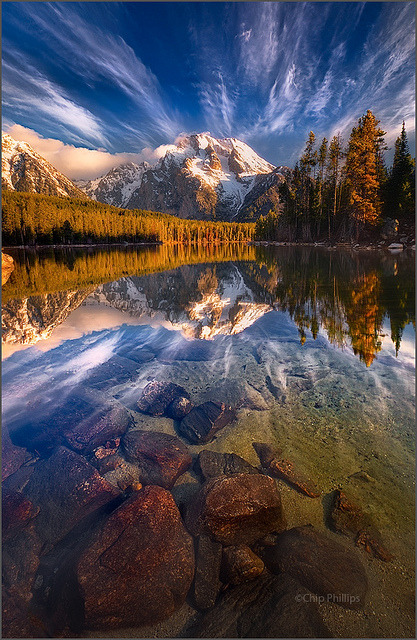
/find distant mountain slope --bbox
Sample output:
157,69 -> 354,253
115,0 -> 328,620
75,161 -> 150,208
2,133 -> 88,199
76,133 -> 290,221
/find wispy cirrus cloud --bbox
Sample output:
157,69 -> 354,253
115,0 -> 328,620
2,3 -> 184,148
2,53 -> 107,146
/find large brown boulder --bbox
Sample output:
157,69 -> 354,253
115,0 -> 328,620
76,485 -> 195,629
185,473 -> 286,545
22,447 -> 120,550
122,430 -> 192,489
186,572 -> 331,638
258,525 -> 368,610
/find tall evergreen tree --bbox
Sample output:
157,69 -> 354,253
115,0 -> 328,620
345,110 -> 386,236
327,134 -> 343,239
385,121 -> 415,220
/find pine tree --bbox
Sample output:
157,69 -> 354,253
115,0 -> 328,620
327,134 -> 343,239
385,121 -> 415,220
345,110 -> 386,236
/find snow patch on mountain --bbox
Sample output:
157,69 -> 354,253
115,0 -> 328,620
2,132 -> 87,199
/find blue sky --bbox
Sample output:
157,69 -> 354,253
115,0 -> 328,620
2,2 -> 415,179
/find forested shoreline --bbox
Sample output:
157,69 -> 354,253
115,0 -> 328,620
2,191 -> 255,246
255,112 -> 415,242
2,112 -> 414,247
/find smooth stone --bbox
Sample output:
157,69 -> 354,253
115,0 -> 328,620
137,380 -> 191,416
258,525 -> 368,610
178,401 -> 236,445
76,486 -> 195,629
166,395 -> 193,419
196,449 -> 260,481
122,430 -> 192,489
22,446 -> 120,550
185,473 -> 286,546
185,572 -> 331,638
193,535 -> 223,611
221,545 -> 265,585
64,403 -> 132,453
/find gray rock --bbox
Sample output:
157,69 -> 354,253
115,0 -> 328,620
137,380 -> 190,416
196,450 -> 259,481
178,401 -> 236,444
185,572 -> 331,638
258,525 -> 368,610
193,535 -> 223,610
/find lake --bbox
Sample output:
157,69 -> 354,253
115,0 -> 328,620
2,244 -> 415,638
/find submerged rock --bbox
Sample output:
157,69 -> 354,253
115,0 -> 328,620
166,395 -> 193,419
122,430 -> 192,489
185,473 -> 286,545
76,486 -> 195,629
253,442 -> 320,498
2,424 -> 28,481
186,572 -> 332,638
137,380 -> 191,416
178,401 -> 236,444
196,450 -> 259,481
22,446 -> 120,550
330,489 -> 393,562
64,404 -> 132,453
258,525 -> 368,610
2,489 -> 39,540
2,525 -> 44,638
221,545 -> 265,585
193,534 -> 223,610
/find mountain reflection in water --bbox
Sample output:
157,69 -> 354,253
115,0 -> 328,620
2,245 -> 415,366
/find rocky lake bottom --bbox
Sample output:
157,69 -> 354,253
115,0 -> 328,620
2,246 -> 415,638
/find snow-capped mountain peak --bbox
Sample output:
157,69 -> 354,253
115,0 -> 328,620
2,132 -> 88,199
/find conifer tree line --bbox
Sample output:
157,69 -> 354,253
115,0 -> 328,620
2,191 -> 255,246
255,111 -> 415,241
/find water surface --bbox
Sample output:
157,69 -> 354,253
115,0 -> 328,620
2,244 -> 415,638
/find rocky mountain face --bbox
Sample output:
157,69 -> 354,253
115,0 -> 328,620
77,133 -> 289,221
76,161 -> 150,208
1,133 -> 88,199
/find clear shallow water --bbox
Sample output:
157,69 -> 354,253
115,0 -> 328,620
2,245 -> 415,638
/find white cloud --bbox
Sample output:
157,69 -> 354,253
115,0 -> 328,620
4,124 -> 152,180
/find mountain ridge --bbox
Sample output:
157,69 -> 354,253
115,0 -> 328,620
76,132 -> 290,221
1,133 -> 88,200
